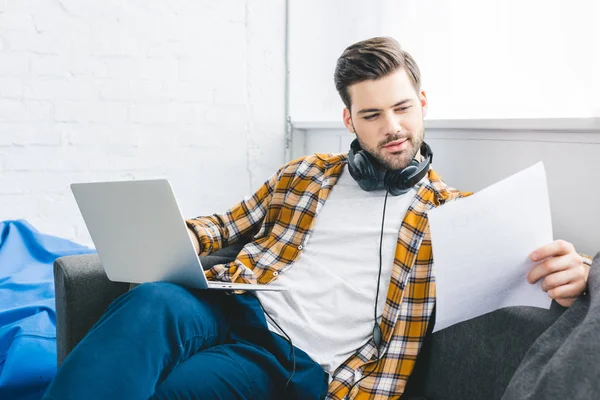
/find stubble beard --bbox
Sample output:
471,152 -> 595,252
357,126 -> 425,171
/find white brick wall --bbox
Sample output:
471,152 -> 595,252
0,0 -> 286,246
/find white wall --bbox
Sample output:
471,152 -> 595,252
291,122 -> 600,254
288,0 -> 600,254
289,0 -> 600,122
0,0 -> 286,246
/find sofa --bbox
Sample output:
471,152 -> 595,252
53,244 -> 599,399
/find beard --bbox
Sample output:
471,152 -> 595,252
356,126 -> 425,171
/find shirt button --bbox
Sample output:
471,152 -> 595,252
272,271 -> 279,276
298,245 -> 303,250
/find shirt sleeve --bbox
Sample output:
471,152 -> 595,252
581,253 -> 594,267
185,169 -> 281,256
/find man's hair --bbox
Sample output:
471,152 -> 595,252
334,36 -> 421,110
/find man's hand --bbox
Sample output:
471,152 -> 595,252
527,240 -> 590,307
187,227 -> 201,255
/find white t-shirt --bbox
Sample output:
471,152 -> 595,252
256,165 -> 421,376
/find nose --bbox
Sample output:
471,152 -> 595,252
382,111 -> 402,136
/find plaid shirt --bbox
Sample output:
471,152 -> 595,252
187,152 -> 469,399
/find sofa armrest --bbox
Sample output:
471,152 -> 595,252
53,243 -> 246,366
403,304 -> 566,400
54,254 -> 129,366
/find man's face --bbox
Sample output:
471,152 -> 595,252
343,68 -> 428,171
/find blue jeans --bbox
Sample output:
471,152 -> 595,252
43,282 -> 328,399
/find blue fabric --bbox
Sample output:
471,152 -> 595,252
43,282 -> 328,399
0,220 -> 95,400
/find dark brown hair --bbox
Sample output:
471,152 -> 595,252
334,37 -> 421,110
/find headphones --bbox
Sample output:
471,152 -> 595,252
347,138 -> 433,196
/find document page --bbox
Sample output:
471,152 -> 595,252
427,162 -> 553,333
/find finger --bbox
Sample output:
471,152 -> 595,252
548,281 -> 586,300
555,297 -> 578,308
530,240 -> 575,262
540,267 -> 582,292
528,254 -> 571,284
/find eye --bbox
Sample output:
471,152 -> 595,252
395,106 -> 412,112
364,114 -> 378,120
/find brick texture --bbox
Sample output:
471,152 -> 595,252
0,0 -> 286,246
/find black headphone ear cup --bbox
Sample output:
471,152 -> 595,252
348,139 -> 382,191
347,149 -> 362,180
384,164 -> 418,196
353,152 -> 379,191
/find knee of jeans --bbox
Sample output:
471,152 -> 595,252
126,282 -> 188,315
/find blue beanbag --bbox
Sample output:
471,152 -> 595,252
0,220 -> 95,400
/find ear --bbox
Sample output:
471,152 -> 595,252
343,108 -> 355,134
419,91 -> 428,118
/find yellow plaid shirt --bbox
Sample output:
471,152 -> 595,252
187,152 -> 469,399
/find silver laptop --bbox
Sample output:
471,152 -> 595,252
71,179 -> 287,292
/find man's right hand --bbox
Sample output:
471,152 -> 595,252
187,227 -> 201,255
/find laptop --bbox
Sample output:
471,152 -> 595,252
70,179 -> 287,292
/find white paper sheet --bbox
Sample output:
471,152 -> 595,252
427,162 -> 553,333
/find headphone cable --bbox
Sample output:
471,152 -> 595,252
253,294 -> 297,392
373,189 -> 388,347
345,189 -> 389,398
254,188 -> 390,399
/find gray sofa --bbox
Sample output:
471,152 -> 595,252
53,245 -> 595,400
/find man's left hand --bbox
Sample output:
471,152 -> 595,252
528,240 -> 590,307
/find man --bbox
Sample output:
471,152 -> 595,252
44,37 -> 591,400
